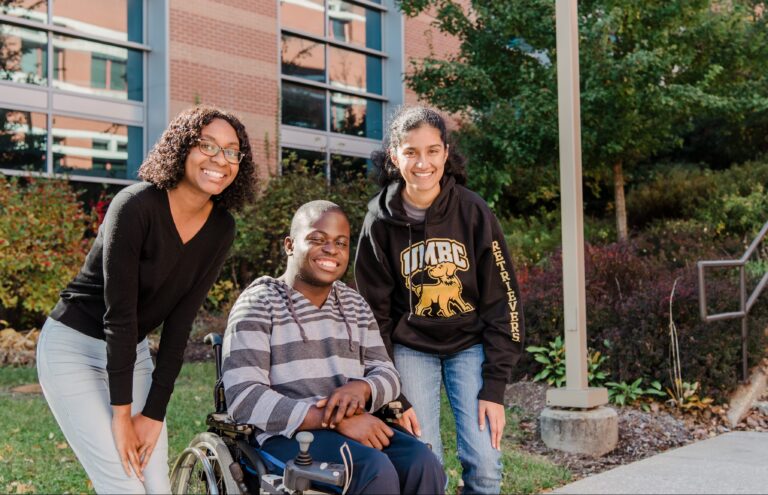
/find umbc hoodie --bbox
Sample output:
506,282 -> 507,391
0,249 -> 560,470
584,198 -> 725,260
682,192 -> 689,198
354,175 -> 525,405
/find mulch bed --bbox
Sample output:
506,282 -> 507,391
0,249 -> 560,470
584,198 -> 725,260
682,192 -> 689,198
504,380 -> 768,482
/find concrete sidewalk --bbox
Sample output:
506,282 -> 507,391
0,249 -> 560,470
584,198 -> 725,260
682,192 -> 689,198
552,432 -> 768,494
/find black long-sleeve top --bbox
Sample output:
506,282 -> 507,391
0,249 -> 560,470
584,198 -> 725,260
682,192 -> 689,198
50,182 -> 235,421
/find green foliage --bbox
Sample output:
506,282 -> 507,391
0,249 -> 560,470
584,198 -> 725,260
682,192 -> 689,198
606,378 -> 666,409
203,279 -> 238,315
400,0 -> 768,233
628,159 -> 768,238
228,160 -> 376,286
502,209 -> 615,267
0,176 -> 93,327
666,380 -> 715,412
527,337 -> 566,387
526,337 -> 610,388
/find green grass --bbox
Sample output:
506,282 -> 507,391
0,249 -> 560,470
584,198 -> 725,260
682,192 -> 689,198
438,392 -> 571,494
0,363 -> 217,494
0,364 -> 570,494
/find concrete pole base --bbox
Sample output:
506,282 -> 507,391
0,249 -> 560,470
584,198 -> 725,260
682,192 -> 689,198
540,406 -> 618,457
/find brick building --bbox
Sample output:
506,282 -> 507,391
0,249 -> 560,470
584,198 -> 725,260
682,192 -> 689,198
0,0 -> 460,186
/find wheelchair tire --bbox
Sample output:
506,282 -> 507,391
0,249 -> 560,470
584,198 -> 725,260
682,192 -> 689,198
170,432 -> 242,495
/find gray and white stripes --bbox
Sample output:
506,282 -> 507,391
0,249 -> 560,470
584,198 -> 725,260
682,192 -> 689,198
222,277 -> 400,444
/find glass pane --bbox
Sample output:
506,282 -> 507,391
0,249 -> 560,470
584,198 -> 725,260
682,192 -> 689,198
53,0 -> 143,43
280,0 -> 324,37
329,46 -> 381,94
281,35 -> 325,82
53,34 -> 143,101
330,153 -> 370,184
282,82 -> 326,130
330,92 -> 382,139
0,24 -> 47,85
52,114 -> 142,179
0,107 -> 47,172
328,1 -> 381,50
0,0 -> 48,23
281,147 -> 326,176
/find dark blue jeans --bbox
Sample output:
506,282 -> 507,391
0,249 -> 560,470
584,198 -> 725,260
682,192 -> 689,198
260,427 -> 446,494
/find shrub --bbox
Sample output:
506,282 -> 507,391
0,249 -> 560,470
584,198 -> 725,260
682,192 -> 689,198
526,336 -> 610,388
628,159 -> 768,237
228,166 -> 376,289
606,379 -> 665,409
0,176 -> 93,328
502,209 -> 615,267
518,241 -> 768,402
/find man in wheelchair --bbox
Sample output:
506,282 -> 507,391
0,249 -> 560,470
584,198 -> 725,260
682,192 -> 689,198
221,200 -> 445,494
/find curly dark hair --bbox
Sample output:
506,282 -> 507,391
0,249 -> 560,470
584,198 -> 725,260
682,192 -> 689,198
137,105 -> 256,211
371,105 -> 467,187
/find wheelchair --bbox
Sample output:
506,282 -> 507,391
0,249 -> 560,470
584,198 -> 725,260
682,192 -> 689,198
169,333 -> 403,494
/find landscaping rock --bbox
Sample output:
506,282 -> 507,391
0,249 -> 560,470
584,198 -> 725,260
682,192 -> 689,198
726,363 -> 767,427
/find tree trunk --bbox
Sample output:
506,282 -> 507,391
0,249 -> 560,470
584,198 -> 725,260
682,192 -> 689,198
613,161 -> 628,242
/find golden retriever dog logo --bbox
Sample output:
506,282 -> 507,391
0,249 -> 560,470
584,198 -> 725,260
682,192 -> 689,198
405,261 -> 474,317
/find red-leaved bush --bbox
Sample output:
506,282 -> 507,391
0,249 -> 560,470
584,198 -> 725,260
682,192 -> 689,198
519,241 -> 768,402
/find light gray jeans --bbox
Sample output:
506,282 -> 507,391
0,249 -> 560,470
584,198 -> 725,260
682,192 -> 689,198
37,318 -> 171,494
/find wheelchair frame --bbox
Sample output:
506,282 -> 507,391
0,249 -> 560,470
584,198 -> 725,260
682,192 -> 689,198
169,333 -> 346,495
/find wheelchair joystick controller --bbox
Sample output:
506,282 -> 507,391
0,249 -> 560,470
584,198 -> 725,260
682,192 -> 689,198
294,432 -> 314,466
281,431 -> 346,493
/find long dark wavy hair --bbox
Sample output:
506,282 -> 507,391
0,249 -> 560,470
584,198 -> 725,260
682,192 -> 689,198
371,105 -> 467,187
138,105 -> 256,211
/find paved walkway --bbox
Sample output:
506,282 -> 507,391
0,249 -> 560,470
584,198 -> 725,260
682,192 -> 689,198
552,431 -> 768,494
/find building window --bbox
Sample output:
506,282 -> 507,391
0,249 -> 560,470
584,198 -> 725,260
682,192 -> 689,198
282,146 -> 372,185
279,0 -> 399,183
0,107 -> 47,172
0,0 -> 167,185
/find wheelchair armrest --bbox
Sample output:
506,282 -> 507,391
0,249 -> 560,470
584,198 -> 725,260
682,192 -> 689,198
206,412 -> 254,436
374,400 -> 403,423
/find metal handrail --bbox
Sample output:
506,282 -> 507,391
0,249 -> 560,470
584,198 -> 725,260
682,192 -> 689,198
698,220 -> 768,381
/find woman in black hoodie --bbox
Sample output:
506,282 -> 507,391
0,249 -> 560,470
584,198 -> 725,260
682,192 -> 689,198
355,106 -> 525,494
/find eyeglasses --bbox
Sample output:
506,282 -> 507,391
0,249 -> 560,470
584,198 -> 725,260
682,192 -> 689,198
197,139 -> 244,164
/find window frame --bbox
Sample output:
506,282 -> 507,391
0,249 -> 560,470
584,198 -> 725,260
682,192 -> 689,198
279,0 -> 403,173
0,0 -> 168,185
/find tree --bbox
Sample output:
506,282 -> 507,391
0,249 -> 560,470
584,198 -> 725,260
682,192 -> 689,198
400,0 -> 768,241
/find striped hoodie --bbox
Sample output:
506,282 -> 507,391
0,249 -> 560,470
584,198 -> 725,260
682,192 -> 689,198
222,276 -> 401,444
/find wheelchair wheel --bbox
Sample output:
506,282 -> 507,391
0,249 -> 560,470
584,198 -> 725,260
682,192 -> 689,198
170,432 -> 242,494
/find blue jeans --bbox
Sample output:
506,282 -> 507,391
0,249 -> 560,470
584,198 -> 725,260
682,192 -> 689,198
394,343 -> 502,495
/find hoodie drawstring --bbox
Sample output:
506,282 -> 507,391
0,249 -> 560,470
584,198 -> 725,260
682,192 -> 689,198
334,285 -> 363,364
285,286 -> 309,344
283,280 -> 360,364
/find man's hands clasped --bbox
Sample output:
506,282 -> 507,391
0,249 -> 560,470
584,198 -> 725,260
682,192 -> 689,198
310,380 -> 393,450
315,380 -> 370,429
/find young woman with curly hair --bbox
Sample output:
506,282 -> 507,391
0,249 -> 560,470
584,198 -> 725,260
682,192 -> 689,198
36,105 -> 256,494
355,106 -> 525,494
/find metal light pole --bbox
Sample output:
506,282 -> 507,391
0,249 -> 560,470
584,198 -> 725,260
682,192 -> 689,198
546,0 -> 607,409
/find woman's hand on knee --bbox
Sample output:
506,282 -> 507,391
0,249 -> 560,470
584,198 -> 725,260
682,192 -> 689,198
478,400 -> 505,451
396,407 -> 422,437
111,405 -> 144,481
132,413 -> 164,471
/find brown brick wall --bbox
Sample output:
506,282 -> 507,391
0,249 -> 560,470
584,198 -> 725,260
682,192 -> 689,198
169,0 -> 279,177
402,4 -> 465,107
